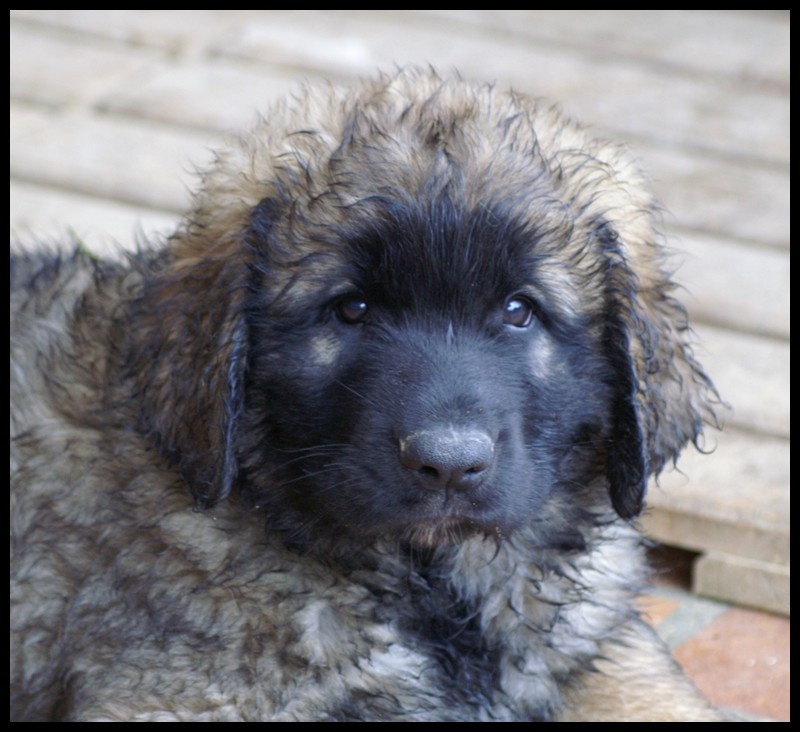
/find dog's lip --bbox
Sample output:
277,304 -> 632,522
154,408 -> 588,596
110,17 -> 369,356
394,509 -> 507,546
404,489 -> 486,519
395,497 -> 501,536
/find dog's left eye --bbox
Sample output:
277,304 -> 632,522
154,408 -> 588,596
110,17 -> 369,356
336,294 -> 369,324
503,295 -> 537,328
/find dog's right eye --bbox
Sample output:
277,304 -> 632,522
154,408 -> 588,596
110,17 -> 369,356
503,295 -> 538,328
336,294 -> 368,324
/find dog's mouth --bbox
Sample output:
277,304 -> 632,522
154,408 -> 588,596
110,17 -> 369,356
408,518 -> 505,546
392,493 -> 507,547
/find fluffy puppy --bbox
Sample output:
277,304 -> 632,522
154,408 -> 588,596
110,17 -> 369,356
10,67 -> 721,721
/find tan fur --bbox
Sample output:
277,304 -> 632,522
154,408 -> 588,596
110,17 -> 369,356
11,68 -> 721,721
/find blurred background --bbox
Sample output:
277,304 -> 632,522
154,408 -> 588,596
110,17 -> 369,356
10,10 -> 789,720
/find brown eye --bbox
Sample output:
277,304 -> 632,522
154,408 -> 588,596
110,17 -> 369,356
503,295 -> 536,328
336,294 -> 368,324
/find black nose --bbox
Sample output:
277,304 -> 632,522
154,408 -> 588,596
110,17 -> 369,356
399,428 -> 495,492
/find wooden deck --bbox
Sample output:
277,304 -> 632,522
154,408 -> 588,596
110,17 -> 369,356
10,11 -> 789,615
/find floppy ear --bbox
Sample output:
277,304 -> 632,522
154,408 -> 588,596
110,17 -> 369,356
600,227 -> 719,519
122,246 -> 250,508
603,304 -> 649,519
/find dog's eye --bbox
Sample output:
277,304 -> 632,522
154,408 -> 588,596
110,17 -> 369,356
336,294 -> 368,324
503,295 -> 537,328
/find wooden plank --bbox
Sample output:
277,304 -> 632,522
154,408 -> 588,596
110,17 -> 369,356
10,105 -> 218,213
208,11 -> 790,162
10,25 -> 161,108
11,181 -> 177,257
649,150 -> 789,250
9,9 -> 249,52
11,16 -> 789,251
695,325 -> 789,438
407,10 -> 790,87
12,11 -> 790,163
98,62 -> 301,133
694,552 -> 789,616
676,235 -> 790,339
643,429 -> 789,565
14,10 -> 789,92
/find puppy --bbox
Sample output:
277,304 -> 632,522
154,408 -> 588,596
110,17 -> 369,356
10,67 -> 721,721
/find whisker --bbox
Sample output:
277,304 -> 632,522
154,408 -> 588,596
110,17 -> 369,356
334,379 -> 381,409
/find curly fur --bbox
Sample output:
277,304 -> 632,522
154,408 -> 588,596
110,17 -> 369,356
11,67 -> 721,721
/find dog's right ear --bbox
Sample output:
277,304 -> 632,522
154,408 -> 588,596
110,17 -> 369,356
122,198 -> 281,509
123,252 -> 249,508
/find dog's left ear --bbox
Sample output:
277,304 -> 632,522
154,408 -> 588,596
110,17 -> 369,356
599,224 -> 719,520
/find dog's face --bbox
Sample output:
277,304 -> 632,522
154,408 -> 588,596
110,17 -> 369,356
131,69 -> 715,550
239,193 -> 628,548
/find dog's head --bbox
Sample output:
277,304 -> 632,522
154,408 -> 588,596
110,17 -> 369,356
125,69 -> 718,546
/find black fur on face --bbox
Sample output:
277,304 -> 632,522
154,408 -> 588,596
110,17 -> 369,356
238,189 -> 626,548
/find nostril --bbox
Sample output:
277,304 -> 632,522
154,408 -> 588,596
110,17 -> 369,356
399,428 -> 495,491
419,465 -> 441,480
